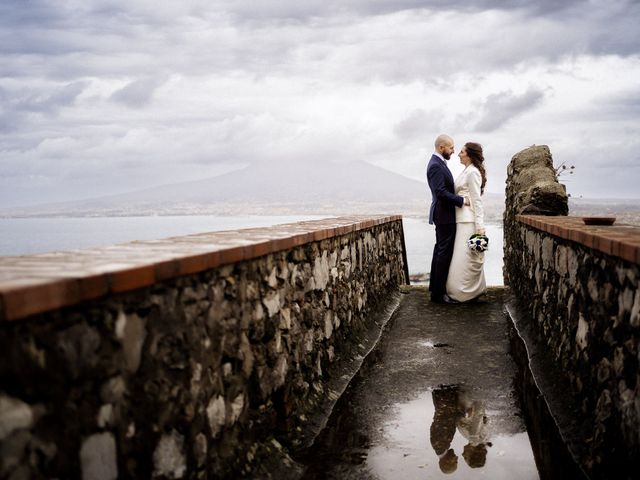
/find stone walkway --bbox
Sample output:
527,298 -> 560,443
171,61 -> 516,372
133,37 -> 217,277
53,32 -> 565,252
298,287 -> 540,479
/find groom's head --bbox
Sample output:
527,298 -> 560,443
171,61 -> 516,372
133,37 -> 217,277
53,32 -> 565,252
435,134 -> 455,160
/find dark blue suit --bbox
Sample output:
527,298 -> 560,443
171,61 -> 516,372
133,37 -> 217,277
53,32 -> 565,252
427,154 -> 464,298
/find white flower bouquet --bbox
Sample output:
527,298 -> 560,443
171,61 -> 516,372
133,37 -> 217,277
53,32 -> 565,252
467,234 -> 489,253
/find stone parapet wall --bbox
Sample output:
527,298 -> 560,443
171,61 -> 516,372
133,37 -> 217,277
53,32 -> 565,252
506,214 -> 640,477
0,216 -> 408,479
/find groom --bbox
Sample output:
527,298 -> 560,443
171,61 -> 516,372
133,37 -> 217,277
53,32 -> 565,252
427,134 -> 468,303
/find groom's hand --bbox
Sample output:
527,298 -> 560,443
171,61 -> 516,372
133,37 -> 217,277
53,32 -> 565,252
463,197 -> 470,206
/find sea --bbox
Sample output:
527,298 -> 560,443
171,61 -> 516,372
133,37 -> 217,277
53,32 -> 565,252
0,216 -> 504,285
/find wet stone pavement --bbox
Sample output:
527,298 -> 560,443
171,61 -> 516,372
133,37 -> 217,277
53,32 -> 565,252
298,287 -> 539,479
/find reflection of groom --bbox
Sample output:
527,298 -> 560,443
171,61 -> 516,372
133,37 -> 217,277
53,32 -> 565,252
427,134 -> 467,303
430,386 -> 463,474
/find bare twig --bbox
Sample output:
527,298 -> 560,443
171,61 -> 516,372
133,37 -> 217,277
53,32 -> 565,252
554,160 -> 575,178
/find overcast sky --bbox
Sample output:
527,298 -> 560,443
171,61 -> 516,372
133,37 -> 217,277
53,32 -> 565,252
1,0 -> 639,207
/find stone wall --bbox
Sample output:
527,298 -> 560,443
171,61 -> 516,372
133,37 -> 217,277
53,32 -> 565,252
504,146 -> 640,478
506,216 -> 640,477
0,216 -> 408,479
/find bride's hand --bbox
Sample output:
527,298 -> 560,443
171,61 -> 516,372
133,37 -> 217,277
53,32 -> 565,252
477,229 -> 486,236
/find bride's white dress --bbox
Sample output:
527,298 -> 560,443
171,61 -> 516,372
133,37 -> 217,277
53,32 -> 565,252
446,164 -> 486,302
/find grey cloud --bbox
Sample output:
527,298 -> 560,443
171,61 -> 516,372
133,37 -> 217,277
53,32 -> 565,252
110,78 -> 166,108
0,1 -> 62,28
12,81 -> 88,114
1,1 -> 637,84
593,88 -> 640,119
33,81 -> 87,112
0,81 -> 87,136
394,109 -> 441,140
218,0 -> 586,22
475,88 -> 545,132
0,0 -> 584,30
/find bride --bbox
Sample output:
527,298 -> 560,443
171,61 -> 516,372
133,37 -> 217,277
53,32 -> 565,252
446,142 -> 487,302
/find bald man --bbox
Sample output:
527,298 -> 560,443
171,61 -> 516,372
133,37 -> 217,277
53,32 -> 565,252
427,134 -> 468,303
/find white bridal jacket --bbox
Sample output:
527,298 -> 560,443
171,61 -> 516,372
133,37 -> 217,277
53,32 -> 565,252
446,163 -> 487,302
454,164 -> 484,232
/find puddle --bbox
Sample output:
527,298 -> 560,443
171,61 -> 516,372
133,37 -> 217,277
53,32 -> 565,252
302,385 -> 539,479
296,290 -> 562,479
366,388 -> 538,479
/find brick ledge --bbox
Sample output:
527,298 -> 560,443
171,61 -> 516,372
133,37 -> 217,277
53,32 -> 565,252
0,215 -> 402,322
516,215 -> 640,264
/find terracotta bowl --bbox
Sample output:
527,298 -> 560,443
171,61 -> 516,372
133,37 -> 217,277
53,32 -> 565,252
582,217 -> 616,226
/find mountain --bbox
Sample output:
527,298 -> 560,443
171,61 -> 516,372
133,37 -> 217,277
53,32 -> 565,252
3,160 -> 430,217
3,160 -> 510,219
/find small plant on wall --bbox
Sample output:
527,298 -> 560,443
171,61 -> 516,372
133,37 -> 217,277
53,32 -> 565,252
554,160 -> 575,178
554,160 -> 575,197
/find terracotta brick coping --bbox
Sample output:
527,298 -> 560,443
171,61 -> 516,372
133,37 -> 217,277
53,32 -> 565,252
0,215 -> 402,322
517,215 -> 640,265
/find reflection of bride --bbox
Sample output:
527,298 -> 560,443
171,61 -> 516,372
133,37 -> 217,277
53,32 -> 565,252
430,386 -> 492,472
446,142 -> 487,302
457,392 -> 490,468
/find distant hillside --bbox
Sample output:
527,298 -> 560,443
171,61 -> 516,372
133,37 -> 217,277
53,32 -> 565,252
1,159 -> 513,219
3,160 -> 428,217
569,197 -> 640,226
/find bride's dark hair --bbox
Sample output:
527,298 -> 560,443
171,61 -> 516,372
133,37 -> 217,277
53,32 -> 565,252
465,142 -> 486,194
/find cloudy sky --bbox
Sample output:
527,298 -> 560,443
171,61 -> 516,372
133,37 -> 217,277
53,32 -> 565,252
1,0 -> 639,208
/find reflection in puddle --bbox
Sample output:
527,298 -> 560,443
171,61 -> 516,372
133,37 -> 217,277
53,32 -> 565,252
366,387 -> 539,479
432,385 -> 489,471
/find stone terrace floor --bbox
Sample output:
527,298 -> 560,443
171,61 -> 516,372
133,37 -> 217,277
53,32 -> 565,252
298,287 -> 540,480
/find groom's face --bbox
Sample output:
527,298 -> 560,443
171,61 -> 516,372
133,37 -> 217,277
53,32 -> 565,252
440,140 -> 455,160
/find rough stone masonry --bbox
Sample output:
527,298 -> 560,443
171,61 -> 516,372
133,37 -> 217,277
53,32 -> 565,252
0,217 -> 407,479
504,145 -> 640,479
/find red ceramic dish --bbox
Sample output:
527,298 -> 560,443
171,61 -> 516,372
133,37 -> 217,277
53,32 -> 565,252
582,217 -> 616,226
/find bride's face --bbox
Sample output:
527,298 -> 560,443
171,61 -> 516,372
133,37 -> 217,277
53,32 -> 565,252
459,147 -> 471,166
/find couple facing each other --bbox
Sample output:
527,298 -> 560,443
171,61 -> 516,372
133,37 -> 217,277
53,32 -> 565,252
427,134 -> 487,304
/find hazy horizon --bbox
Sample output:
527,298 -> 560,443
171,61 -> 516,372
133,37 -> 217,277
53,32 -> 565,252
3,158 -> 639,212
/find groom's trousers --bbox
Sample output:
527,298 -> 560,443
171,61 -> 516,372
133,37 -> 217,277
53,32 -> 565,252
429,223 -> 456,297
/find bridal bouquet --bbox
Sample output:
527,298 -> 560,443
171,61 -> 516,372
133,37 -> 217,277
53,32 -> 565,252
467,234 -> 489,253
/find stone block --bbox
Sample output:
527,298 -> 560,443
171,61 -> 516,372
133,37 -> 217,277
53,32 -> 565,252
324,312 -> 333,340
312,252 -> 330,290
80,432 -> 118,480
193,433 -> 207,468
0,396 -> 34,441
152,430 -> 186,479
576,314 -> 589,351
206,396 -> 226,438
555,245 -> 568,277
262,291 -> 280,317
541,237 -> 554,270
115,311 -> 147,373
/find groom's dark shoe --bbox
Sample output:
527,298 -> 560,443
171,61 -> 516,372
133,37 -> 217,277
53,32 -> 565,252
431,294 -> 459,304
443,294 -> 460,304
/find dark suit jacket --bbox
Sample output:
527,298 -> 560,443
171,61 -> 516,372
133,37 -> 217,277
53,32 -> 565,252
427,154 -> 464,225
